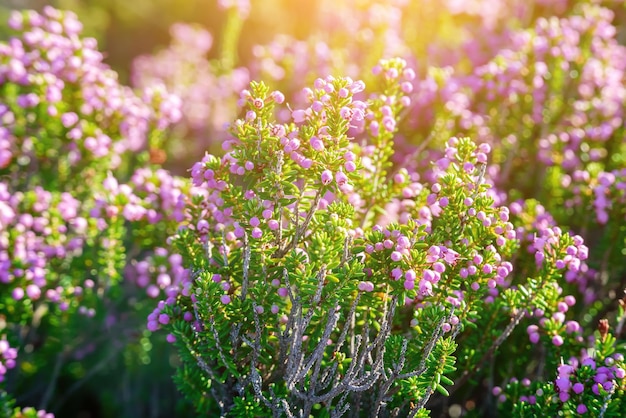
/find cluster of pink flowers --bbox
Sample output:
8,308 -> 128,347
1,8 -> 180,172
408,4 -> 626,194
0,183 -> 93,310
91,168 -> 188,226
132,22 -> 249,150
0,337 -> 17,382
494,351 -> 626,413
129,248 -> 190,300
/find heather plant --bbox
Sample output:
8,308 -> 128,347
0,7 -> 190,416
408,3 -> 626,190
148,50 -> 626,416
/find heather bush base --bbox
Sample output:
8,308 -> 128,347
1,1 -> 626,417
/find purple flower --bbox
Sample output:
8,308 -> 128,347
292,109 -> 307,123
321,170 -> 333,185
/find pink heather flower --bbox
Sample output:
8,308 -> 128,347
350,80 -> 365,93
310,136 -> 324,151
146,284 -> 161,299
576,404 -> 588,414
271,91 -> 285,104
345,161 -> 356,172
390,251 -> 402,262
404,280 -> 415,290
442,323 -> 451,332
292,109 -> 306,123
443,248 -> 460,265
556,376 -> 571,392
12,288 -> 24,300
166,334 -> 176,343
335,171 -> 348,187
220,295 -> 231,304
250,216 -> 260,227
397,236 -> 410,249
271,304 -> 279,314
401,81 -> 413,94
358,281 -> 374,292
26,284 -> 41,300
158,314 -> 170,325
251,227 -> 262,239
433,262 -> 445,274
529,333 -> 540,344
496,266 -> 508,278
403,68 -> 415,80
391,267 -> 403,280
418,280 -> 433,297
268,219 -> 279,230
255,306 -> 264,314
382,116 -> 395,132
278,287 -> 288,298
552,335 -> 564,346
535,251 -> 545,264
252,98 -> 264,109
321,170 -> 333,185
423,269 -> 436,282
392,173 -> 406,184
370,121 -> 380,136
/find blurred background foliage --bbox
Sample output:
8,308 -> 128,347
3,0 -> 623,180
0,0 -> 321,83
2,0 -> 622,85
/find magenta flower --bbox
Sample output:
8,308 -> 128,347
292,109 -> 307,123
321,170 -> 333,185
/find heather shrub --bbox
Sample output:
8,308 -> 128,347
151,57 -> 626,417
0,7 -> 189,416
